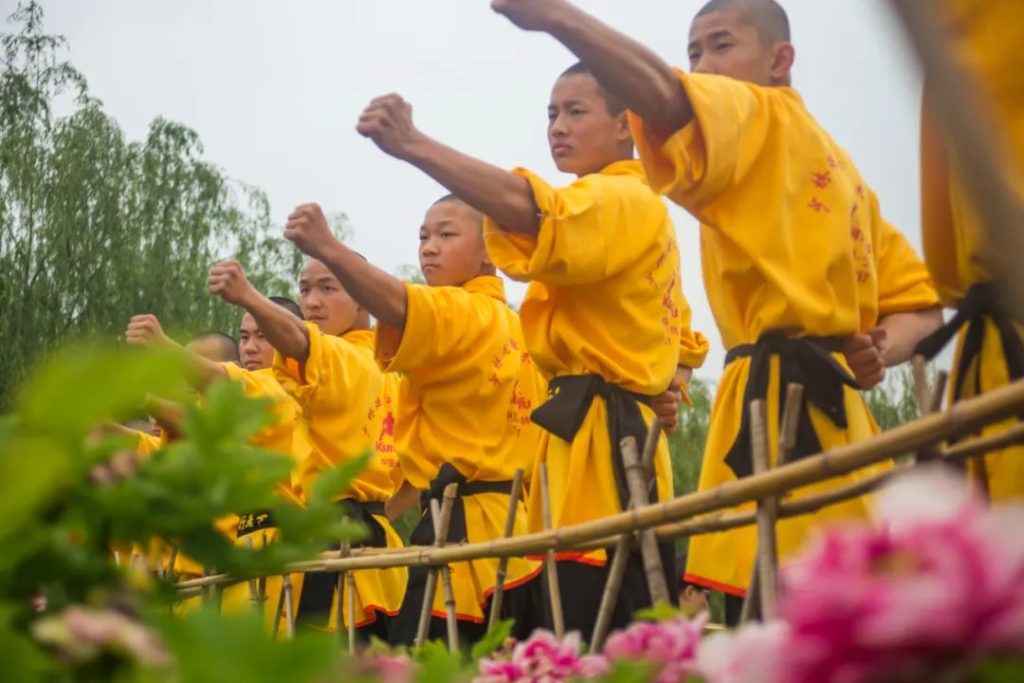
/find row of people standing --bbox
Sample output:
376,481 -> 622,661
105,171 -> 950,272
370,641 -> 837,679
124,0 -> 1023,646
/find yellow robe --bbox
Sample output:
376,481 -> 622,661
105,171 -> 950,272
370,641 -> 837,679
484,159 -> 708,566
273,325 -> 406,628
211,365 -> 314,631
920,0 -> 1024,501
630,72 -> 938,593
376,275 -> 543,623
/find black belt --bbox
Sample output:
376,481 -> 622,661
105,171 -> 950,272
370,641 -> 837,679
412,463 -> 513,547
914,282 -> 1024,405
236,510 -> 276,538
530,373 -> 655,512
723,331 -> 859,479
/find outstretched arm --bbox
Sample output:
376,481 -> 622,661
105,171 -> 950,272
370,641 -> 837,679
491,0 -> 694,132
356,94 -> 540,236
877,308 -> 944,367
207,260 -> 311,363
284,204 -> 409,329
124,314 -> 227,390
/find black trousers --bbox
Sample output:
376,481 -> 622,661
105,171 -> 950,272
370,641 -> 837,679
543,544 -> 679,642
388,569 -> 545,646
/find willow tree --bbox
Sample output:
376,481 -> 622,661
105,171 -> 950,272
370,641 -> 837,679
0,2 -> 306,407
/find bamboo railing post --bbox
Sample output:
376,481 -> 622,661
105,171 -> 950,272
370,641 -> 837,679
273,573 -> 295,640
414,484 -> 458,650
335,541 -> 355,654
621,436 -> 670,606
539,462 -> 565,639
165,546 -> 178,581
741,386 -> 802,624
437,485 -> 460,653
487,468 -> 525,632
751,400 -> 780,622
591,418 -> 663,651
246,537 -> 262,611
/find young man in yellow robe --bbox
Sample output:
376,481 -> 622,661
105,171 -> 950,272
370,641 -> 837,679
124,302 -> 313,629
489,0 -> 943,623
283,197 -> 545,644
206,259 -> 406,642
352,62 -> 708,637
914,0 -> 1024,502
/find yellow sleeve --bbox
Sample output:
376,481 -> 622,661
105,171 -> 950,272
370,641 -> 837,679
483,168 -> 666,286
220,362 -> 263,393
866,189 -> 941,316
628,70 -> 772,211
376,283 -> 493,372
679,328 -> 710,370
272,322 -> 361,393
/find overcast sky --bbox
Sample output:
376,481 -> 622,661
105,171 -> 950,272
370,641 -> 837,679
11,0 -> 926,377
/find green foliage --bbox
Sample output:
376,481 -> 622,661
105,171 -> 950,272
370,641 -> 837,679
0,2 -> 302,409
470,619 -> 513,662
667,377 -> 713,498
864,365 -> 923,432
0,340 -> 369,681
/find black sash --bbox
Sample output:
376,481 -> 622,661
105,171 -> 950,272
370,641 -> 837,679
913,282 -> 1024,404
411,463 -> 513,547
723,331 -> 859,479
294,498 -> 390,627
531,374 -> 655,511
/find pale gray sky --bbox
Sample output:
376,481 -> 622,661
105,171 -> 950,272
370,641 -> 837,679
17,0 -> 926,377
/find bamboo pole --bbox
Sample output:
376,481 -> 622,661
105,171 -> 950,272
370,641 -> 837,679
540,462 -> 565,639
335,541 -> 354,654
621,435 -> 670,605
741,385 -> 801,624
912,356 -> 949,463
414,484 -> 457,649
175,380 -> 1024,590
749,401 -> 779,622
887,0 -> 1024,322
591,418 -> 663,650
487,468 -> 525,632
246,537 -> 261,610
436,486 -> 460,653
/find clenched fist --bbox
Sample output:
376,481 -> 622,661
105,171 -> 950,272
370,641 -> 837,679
844,327 -> 888,390
208,259 -> 257,307
356,94 -> 423,160
651,365 -> 692,434
124,314 -> 172,350
284,203 -> 335,258
491,0 -> 571,32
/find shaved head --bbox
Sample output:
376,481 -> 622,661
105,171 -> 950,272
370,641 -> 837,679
432,194 -> 484,226
696,0 -> 790,45
558,62 -> 627,116
187,331 -> 240,363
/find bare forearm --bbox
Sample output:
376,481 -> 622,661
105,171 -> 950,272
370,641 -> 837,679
879,308 -> 944,366
546,4 -> 693,131
241,291 -> 310,362
404,136 -> 540,235
317,239 -> 409,329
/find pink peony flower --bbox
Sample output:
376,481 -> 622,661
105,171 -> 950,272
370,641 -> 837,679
604,615 -> 706,683
357,652 -> 415,683
33,605 -> 170,668
696,621 -> 790,683
776,466 -> 1024,683
474,630 -> 608,683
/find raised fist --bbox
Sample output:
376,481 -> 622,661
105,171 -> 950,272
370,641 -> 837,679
124,314 -> 172,349
284,203 -> 335,258
356,93 -> 423,160
207,259 -> 256,307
